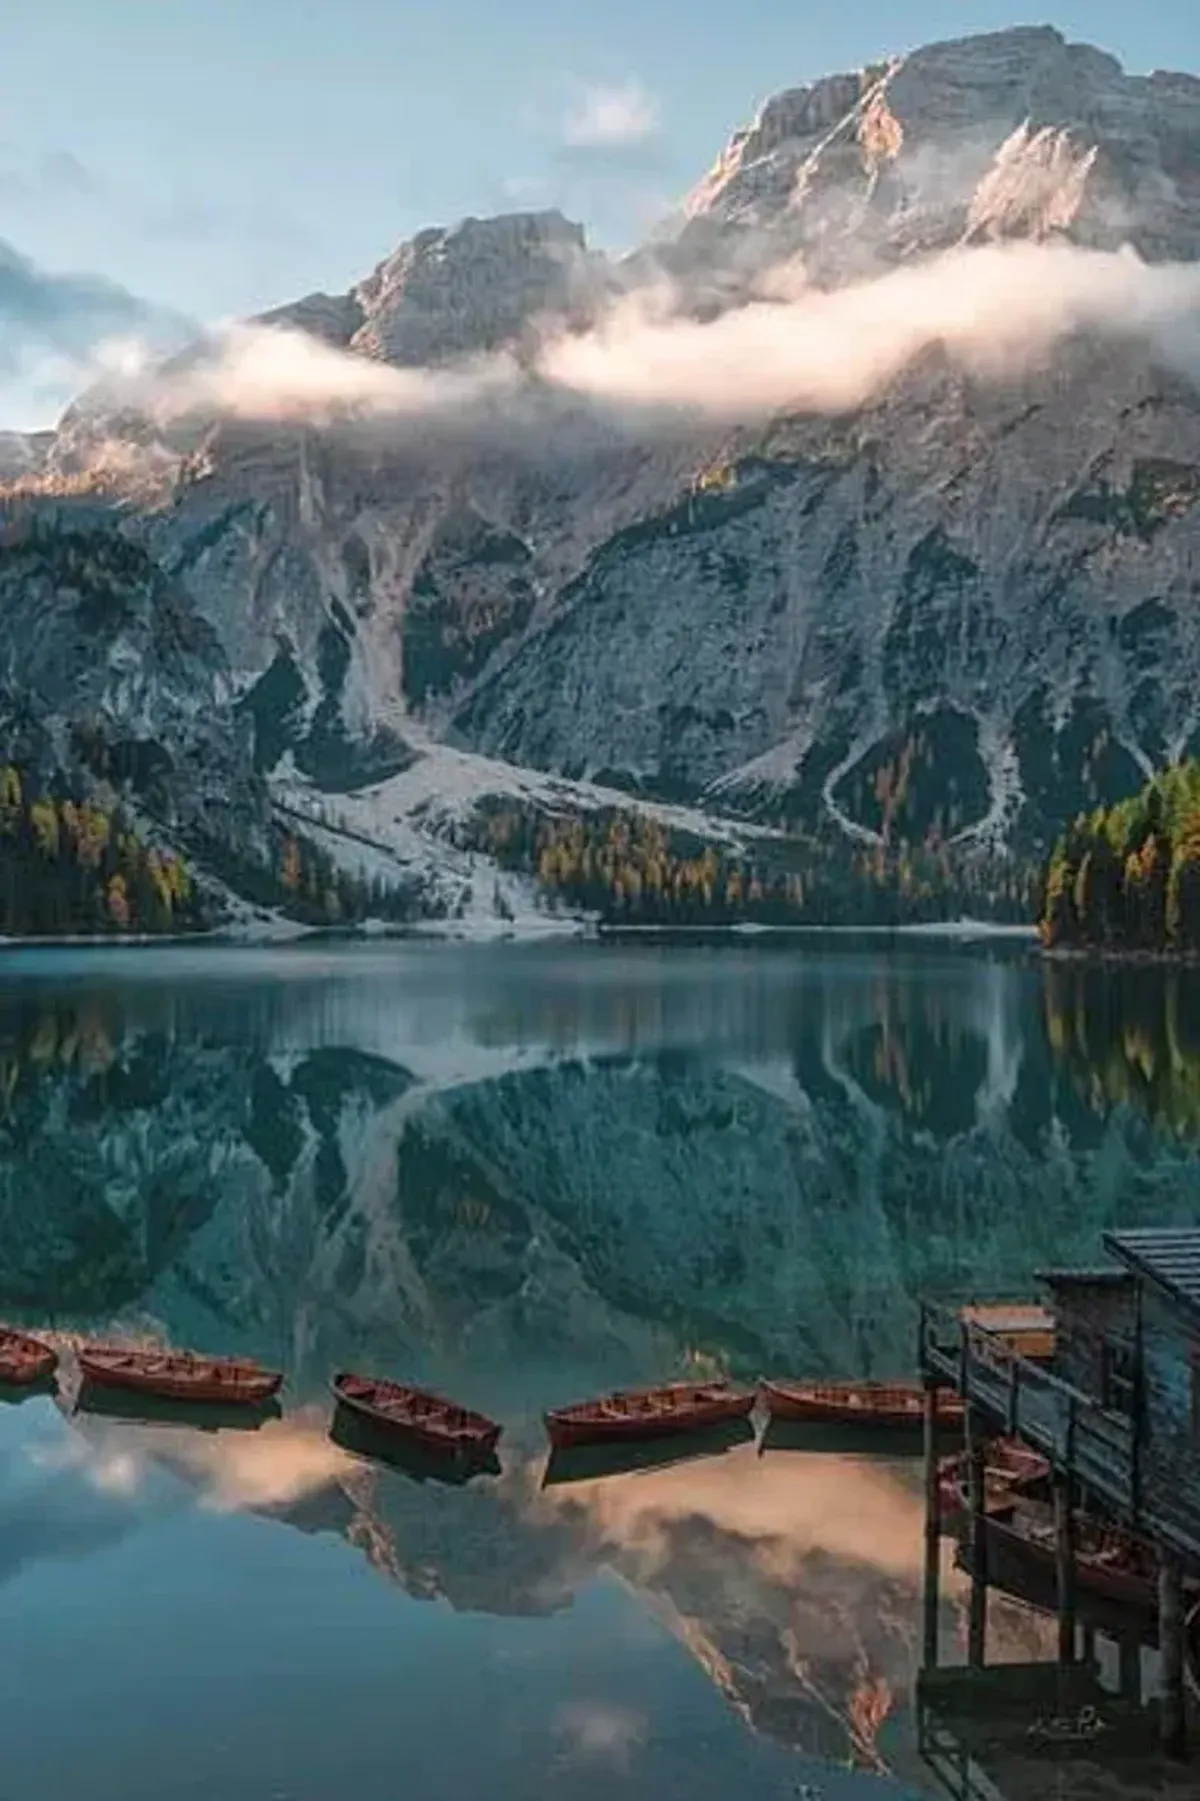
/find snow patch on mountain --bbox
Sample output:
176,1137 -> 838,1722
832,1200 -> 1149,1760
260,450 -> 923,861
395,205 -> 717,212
269,741 -> 793,936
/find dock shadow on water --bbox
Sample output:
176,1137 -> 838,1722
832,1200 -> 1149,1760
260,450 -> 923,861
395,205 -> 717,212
542,1416 -> 756,1488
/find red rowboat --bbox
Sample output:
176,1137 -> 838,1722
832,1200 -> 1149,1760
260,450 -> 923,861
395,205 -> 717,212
545,1380 -> 754,1450
78,1344 -> 283,1406
970,1501 -> 1160,1615
331,1372 -> 501,1458
760,1378 -> 964,1430
0,1325 -> 58,1385
937,1438 -> 1051,1523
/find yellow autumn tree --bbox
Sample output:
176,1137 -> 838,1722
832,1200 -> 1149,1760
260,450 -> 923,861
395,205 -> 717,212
106,873 -> 130,929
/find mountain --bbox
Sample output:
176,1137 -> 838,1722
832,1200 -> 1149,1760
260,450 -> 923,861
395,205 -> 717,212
4,25 -> 1200,924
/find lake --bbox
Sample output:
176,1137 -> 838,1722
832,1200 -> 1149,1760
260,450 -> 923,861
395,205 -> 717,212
1,938 -> 1198,1800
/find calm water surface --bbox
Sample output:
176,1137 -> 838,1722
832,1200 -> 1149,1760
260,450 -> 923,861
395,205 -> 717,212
1,939 -> 1198,1800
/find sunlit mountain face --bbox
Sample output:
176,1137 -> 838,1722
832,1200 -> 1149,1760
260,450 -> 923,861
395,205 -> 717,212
2,940 -> 1197,1797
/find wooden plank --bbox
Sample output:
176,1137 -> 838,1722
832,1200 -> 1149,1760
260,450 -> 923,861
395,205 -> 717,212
1159,1554 -> 1187,1759
966,1405 -> 989,1668
922,1380 -> 942,1670
1055,1470 -> 1078,1663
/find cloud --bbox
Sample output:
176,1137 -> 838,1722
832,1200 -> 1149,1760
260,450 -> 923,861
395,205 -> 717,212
35,149 -> 100,198
561,81 -> 661,154
0,236 -> 193,378
125,238 -> 1200,438
141,320 -> 522,427
538,240 -> 1200,421
0,146 -> 101,206
554,1700 -> 646,1765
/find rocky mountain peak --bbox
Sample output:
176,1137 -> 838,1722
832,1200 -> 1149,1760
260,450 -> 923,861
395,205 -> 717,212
345,209 -> 610,366
678,24 -> 1200,276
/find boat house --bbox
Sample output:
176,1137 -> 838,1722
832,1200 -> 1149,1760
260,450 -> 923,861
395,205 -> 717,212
919,1226 -> 1200,1760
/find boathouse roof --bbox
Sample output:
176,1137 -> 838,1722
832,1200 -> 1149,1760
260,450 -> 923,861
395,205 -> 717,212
1035,1266 -> 1131,1287
1102,1227 -> 1200,1321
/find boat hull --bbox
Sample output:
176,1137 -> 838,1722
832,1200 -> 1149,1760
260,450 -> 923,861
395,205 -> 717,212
937,1440 -> 1050,1525
79,1348 -> 282,1406
545,1383 -> 755,1450
975,1511 -> 1159,1616
331,1374 -> 501,1459
0,1327 -> 58,1386
761,1378 -> 964,1430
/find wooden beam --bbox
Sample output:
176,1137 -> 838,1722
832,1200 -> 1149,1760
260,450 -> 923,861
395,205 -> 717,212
1131,1277 -> 1144,1527
1118,1633 -> 1141,1704
1158,1552 -> 1187,1761
922,1379 -> 941,1669
965,1405 -> 988,1668
1053,1470 -> 1077,1665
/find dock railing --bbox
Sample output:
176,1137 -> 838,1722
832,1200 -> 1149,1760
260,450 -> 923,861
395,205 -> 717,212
918,1299 -> 1136,1519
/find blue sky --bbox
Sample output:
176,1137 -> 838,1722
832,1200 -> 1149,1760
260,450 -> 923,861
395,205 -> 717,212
1,3 -> 1198,427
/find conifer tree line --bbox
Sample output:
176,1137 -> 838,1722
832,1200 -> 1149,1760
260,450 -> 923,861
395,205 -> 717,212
0,763 -> 201,935
222,819 -> 421,928
1039,761 -> 1200,953
0,760 -> 421,937
459,798 -> 1037,926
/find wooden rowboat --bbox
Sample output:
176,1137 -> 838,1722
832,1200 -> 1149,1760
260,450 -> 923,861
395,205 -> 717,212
331,1372 -> 501,1458
545,1380 -> 754,1450
0,1325 -> 58,1386
937,1438 -> 1051,1523
78,1344 -> 283,1406
759,1378 -> 964,1430
969,1501 -> 1161,1616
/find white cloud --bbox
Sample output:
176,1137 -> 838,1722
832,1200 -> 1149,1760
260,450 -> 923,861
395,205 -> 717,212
126,239 -> 1200,437
554,1700 -> 646,1765
146,320 -> 522,426
538,239 -> 1200,419
562,81 -> 660,150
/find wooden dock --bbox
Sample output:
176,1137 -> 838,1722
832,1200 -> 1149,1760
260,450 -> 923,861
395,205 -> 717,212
916,1234 -> 1200,1771
919,1299 -> 1200,1567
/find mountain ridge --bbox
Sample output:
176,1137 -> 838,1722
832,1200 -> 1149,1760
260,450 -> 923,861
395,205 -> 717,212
4,23 -> 1200,924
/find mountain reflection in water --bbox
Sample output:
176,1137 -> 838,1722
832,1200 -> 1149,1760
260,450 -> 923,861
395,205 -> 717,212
1,941 -> 1198,1799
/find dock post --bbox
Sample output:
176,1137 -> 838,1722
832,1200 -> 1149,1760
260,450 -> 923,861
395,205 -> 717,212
1158,1552 -> 1187,1760
921,1378 -> 941,1668
965,1404 -> 988,1668
1118,1633 -> 1142,1704
1053,1470 -> 1077,1665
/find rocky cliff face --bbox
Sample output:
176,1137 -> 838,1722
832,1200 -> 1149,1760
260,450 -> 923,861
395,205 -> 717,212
0,506 -> 266,861
5,25 -> 1200,895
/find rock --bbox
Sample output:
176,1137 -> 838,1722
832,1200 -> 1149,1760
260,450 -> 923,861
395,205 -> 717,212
0,430 -> 52,480
348,210 -> 610,366
0,501 -> 267,863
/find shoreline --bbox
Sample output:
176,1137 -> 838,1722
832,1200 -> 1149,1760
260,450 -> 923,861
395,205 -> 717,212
0,916 -> 1041,951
